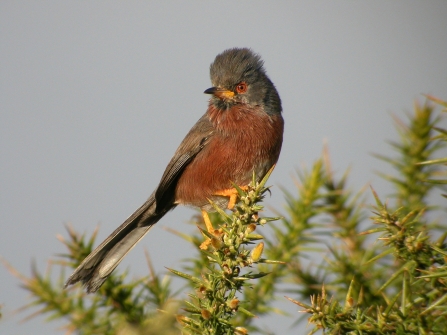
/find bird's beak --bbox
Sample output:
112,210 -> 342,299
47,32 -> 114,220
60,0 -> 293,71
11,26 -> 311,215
204,87 -> 235,100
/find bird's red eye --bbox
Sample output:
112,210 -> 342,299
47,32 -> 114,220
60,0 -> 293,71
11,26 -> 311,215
236,82 -> 247,94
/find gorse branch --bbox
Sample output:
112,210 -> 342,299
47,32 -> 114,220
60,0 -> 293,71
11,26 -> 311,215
4,225 -> 179,335
288,97 -> 447,335
373,101 -> 446,215
171,169 -> 282,335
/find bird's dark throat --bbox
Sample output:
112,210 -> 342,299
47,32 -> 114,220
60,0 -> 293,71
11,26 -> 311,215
211,96 -> 238,111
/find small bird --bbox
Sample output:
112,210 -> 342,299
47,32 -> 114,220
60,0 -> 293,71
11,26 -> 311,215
65,48 -> 284,293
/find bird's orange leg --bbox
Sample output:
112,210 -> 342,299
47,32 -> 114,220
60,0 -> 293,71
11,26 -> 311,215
213,186 -> 249,210
199,186 -> 249,250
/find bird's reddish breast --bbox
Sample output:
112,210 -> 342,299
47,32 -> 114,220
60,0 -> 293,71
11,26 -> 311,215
175,104 -> 284,208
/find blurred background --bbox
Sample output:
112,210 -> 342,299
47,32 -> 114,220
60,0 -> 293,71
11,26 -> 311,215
1,1 -> 447,333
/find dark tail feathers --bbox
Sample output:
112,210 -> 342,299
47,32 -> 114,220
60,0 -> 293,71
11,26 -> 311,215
65,195 -> 168,293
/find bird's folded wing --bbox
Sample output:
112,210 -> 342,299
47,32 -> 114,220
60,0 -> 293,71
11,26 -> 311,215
154,114 -> 214,208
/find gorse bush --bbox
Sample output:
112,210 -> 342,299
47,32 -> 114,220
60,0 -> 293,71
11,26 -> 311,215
4,96 -> 447,334
287,97 -> 447,335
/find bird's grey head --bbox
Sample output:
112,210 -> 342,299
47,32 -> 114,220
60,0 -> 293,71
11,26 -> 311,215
206,48 -> 282,115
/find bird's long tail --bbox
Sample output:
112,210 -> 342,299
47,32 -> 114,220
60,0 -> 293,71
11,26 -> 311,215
65,194 -> 168,293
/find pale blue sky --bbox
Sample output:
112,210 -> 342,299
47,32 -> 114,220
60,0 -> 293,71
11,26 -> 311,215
1,1 -> 447,334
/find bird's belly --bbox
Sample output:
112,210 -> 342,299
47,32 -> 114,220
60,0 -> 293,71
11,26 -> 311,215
174,113 -> 283,209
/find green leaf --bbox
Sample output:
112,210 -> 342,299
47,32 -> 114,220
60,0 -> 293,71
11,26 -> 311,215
166,268 -> 203,285
421,294 -> 447,315
416,157 -> 447,165
363,248 -> 394,265
238,307 -> 257,318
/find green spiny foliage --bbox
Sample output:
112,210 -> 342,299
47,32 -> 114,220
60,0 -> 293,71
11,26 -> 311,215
170,168 -> 282,335
373,101 -> 445,215
3,225 -> 179,335
289,198 -> 447,335
288,97 -> 447,335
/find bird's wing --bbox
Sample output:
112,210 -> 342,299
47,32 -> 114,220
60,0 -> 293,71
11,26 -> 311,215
65,114 -> 214,292
154,113 -> 214,209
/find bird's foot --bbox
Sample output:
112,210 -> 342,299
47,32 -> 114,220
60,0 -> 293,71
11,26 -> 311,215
199,186 -> 248,250
213,186 -> 249,210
